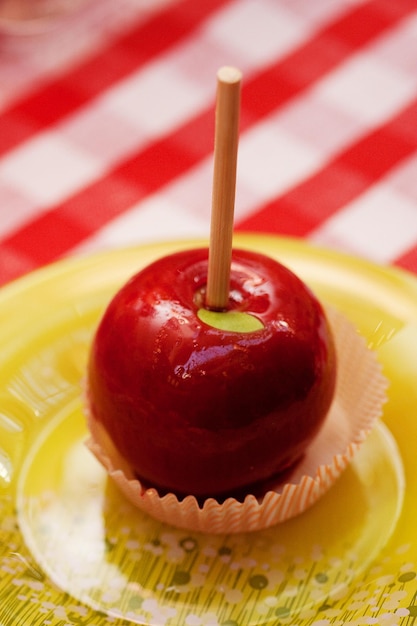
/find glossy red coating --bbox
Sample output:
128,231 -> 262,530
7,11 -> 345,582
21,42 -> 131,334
87,248 -> 337,499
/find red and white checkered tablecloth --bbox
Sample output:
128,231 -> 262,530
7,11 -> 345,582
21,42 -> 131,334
1,0 -> 417,287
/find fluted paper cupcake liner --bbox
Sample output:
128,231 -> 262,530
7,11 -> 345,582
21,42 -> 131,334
86,307 -> 388,534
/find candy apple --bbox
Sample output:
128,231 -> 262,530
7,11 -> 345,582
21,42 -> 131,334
87,247 -> 337,500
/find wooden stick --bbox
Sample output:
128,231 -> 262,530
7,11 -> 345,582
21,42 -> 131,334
206,66 -> 242,311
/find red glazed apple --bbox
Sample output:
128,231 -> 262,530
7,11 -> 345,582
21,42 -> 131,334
87,247 -> 336,500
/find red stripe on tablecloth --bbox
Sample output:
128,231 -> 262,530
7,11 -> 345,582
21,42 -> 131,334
0,0 -> 229,156
0,112 -> 216,278
394,245 -> 417,275
237,98 -> 417,236
1,0 -> 416,283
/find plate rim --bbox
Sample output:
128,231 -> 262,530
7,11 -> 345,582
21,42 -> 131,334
0,234 -> 416,625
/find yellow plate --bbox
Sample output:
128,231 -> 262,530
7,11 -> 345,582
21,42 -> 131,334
0,234 -> 416,626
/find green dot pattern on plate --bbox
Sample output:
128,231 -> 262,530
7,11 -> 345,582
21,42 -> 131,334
15,400 -> 405,626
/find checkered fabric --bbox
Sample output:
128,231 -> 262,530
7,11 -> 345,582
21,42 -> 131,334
1,0 -> 417,286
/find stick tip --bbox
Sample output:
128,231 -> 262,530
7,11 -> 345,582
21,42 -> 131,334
217,66 -> 242,84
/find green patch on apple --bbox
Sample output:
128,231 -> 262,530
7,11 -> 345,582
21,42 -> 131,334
197,308 -> 264,333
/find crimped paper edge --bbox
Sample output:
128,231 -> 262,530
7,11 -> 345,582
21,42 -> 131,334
85,307 -> 388,533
